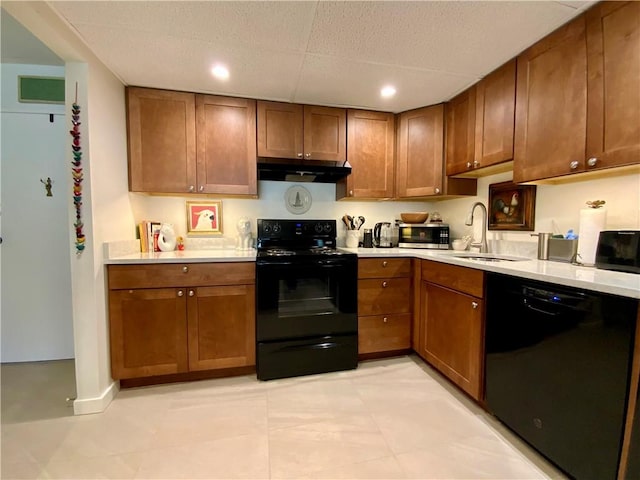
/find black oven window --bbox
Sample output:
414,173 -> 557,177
278,276 -> 338,318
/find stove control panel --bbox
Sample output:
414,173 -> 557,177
257,219 -> 337,247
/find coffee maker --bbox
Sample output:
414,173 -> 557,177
373,222 -> 392,247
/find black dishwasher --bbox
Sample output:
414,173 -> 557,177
485,273 -> 637,480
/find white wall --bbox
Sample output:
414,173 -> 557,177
435,170 -> 640,244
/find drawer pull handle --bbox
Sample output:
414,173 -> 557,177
471,301 -> 478,309
382,281 -> 388,288
587,157 -> 598,167
383,317 -> 388,323
178,290 -> 184,297
382,261 -> 388,267
569,160 -> 579,170
189,290 -> 195,297
182,266 -> 189,273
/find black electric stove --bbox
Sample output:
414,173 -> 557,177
255,219 -> 358,380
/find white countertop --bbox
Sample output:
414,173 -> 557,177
105,249 -> 257,264
342,247 -> 640,299
104,246 -> 640,299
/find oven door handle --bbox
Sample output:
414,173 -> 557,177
278,341 -> 340,352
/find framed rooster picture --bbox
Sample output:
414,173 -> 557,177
488,181 -> 536,231
186,200 -> 222,235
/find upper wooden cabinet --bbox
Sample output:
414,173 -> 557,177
514,2 -> 639,183
337,109 -> 395,200
196,95 -> 257,195
257,101 -> 346,162
126,87 -> 257,195
397,104 -> 476,198
473,59 -> 516,170
396,105 -> 445,197
127,87 -> 197,193
585,1 -> 640,171
446,60 -> 516,177
445,86 -> 476,176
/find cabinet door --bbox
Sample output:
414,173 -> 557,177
340,110 -> 395,199
396,104 -> 444,197
109,288 -> 188,379
474,59 -> 516,168
586,1 -> 640,170
126,87 -> 196,193
419,281 -> 483,400
513,17 -> 587,183
187,285 -> 256,371
445,87 -> 476,176
196,95 -> 257,195
304,105 -> 347,162
257,101 -> 303,159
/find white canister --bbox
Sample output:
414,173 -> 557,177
345,230 -> 360,248
577,207 -> 606,266
157,223 -> 177,252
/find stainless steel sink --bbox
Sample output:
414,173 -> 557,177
435,252 -> 531,262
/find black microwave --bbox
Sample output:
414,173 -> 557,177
595,230 -> 640,274
398,223 -> 449,249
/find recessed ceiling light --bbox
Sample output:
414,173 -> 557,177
380,85 -> 396,98
211,64 -> 230,80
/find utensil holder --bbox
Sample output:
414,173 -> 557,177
346,230 -> 360,248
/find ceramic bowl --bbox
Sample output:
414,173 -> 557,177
452,239 -> 468,251
400,212 -> 429,224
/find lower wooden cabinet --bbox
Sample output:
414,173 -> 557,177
417,260 -> 485,400
358,258 -> 412,355
107,263 -> 255,380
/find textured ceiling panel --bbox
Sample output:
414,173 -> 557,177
295,54 -> 476,112
23,1 -> 597,112
306,1 -> 580,75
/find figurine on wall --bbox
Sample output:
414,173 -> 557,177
40,177 -> 53,197
236,216 -> 253,250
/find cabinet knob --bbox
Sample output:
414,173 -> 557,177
466,162 -> 472,169
297,153 -> 303,158
473,160 -> 480,168
182,266 -> 189,273
383,317 -> 388,323
128,290 -> 133,294
570,160 -> 579,170
382,281 -> 388,288
189,290 -> 195,297
471,301 -> 478,309
178,290 -> 184,297
305,153 -> 311,158
189,185 -> 195,192
382,261 -> 388,267
587,157 -> 598,167
435,187 -> 440,194
349,190 -> 353,196
199,186 -> 204,192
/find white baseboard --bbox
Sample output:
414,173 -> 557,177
73,380 -> 119,415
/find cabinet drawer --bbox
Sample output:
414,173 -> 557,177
108,262 -> 255,289
358,314 -> 411,354
358,258 -> 411,278
358,277 -> 411,316
421,260 -> 483,298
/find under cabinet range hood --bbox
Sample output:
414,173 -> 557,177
257,160 -> 351,183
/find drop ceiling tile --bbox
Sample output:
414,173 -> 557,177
72,25 -> 304,101
295,55 -> 477,113
307,1 -> 583,75
52,1 -> 317,53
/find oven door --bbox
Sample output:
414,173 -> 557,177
256,256 -> 357,341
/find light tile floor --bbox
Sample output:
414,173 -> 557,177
1,355 -> 567,479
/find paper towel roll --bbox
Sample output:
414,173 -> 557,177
577,208 -> 606,266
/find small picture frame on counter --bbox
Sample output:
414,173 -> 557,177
186,200 -> 223,235
488,181 -> 536,231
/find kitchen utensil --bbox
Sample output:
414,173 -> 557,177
363,229 -> 373,248
342,214 -> 352,230
400,212 -> 428,224
357,216 -> 365,230
373,222 -> 392,248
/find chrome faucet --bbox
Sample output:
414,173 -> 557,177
465,202 -> 489,253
